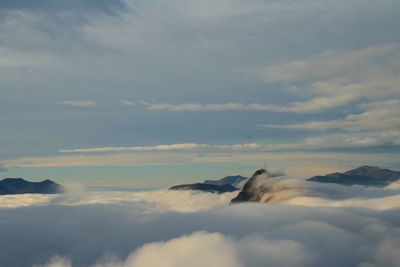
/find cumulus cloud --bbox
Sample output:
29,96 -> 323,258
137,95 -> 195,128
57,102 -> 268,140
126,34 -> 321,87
55,100 -> 96,107
36,231 -> 312,267
118,232 -> 242,267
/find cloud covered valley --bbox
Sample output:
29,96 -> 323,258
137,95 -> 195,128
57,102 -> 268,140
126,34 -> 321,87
1,178 -> 400,267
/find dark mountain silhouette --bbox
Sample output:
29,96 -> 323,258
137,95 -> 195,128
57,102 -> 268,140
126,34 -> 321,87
0,178 -> 63,195
307,166 -> 400,187
168,174 -> 248,194
169,183 -> 239,194
231,169 -> 284,203
203,175 -> 248,187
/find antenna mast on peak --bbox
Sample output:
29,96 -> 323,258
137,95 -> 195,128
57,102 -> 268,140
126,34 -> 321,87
264,160 -> 267,170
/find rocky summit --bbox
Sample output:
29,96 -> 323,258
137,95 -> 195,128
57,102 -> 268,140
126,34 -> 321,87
230,169 -> 285,203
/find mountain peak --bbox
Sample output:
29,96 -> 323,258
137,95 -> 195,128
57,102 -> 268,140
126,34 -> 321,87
307,166 -> 400,187
169,183 -> 238,194
203,175 -> 248,188
0,178 -> 63,195
1,177 -> 26,182
231,169 -> 280,203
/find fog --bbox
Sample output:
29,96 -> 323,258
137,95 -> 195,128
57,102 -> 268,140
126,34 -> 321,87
1,181 -> 399,267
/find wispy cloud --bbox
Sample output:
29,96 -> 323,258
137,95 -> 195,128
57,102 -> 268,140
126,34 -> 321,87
260,44 -> 399,83
119,100 -> 135,106
261,99 -> 400,131
59,143 -> 261,153
58,135 -> 400,155
254,44 -> 400,112
55,100 -> 96,107
4,149 -> 399,181
140,45 -> 400,114
140,101 -> 350,113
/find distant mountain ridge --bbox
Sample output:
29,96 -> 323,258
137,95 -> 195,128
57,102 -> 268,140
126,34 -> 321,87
0,178 -> 63,195
203,175 -> 248,187
169,175 -> 248,194
169,183 -> 239,194
306,166 -> 400,187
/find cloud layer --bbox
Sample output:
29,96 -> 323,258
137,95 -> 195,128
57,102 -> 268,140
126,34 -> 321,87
1,182 -> 400,267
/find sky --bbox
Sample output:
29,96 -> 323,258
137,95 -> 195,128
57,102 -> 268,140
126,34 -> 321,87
1,0 -> 400,187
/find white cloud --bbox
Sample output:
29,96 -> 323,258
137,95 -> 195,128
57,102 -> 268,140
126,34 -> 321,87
37,231 -> 312,267
0,194 -> 53,208
3,176 -> 400,212
3,151 -> 399,182
35,256 -> 72,267
1,185 -> 400,267
119,100 -> 135,106
122,232 -> 242,267
252,44 -> 400,134
260,44 -> 399,83
58,143 -> 261,153
140,45 -> 400,114
140,99 -> 359,113
359,231 -> 400,267
52,135 -> 395,158
288,195 -> 400,211
261,99 -> 400,132
55,100 -> 96,107
0,189 -> 237,212
259,130 -> 400,152
264,44 -> 400,113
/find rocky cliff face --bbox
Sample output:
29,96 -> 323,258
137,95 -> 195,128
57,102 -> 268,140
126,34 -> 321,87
230,169 -> 289,203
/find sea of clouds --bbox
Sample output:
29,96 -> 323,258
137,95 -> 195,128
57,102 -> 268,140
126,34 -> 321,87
1,180 -> 400,267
